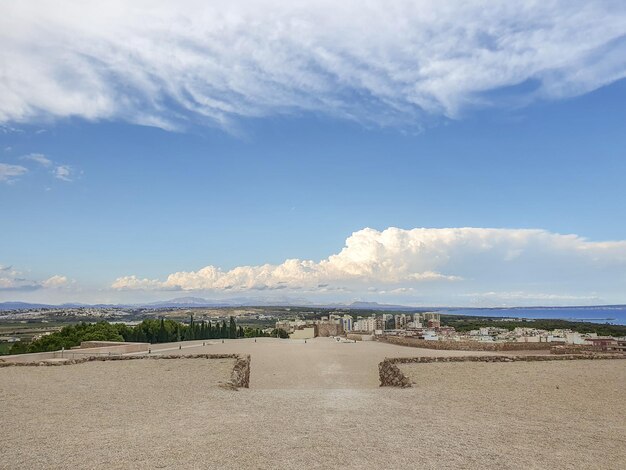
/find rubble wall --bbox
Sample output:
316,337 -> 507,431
0,353 -> 251,389
379,335 -> 553,351
379,354 -> 625,387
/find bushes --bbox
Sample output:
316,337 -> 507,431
11,322 -> 125,354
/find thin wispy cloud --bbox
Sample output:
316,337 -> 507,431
10,153 -> 78,184
20,153 -> 52,166
1,1 -> 625,131
0,162 -> 28,183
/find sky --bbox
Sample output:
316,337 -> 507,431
1,0 -> 626,306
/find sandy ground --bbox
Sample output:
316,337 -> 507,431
146,336 -> 499,388
1,338 -> 624,469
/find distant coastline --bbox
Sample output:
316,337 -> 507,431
439,306 -> 626,326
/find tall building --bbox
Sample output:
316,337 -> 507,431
394,314 -> 408,329
423,312 -> 441,328
354,316 -> 376,332
342,314 -> 353,332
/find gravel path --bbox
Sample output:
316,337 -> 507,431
1,339 -> 624,469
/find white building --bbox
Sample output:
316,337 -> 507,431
341,314 -> 354,332
354,316 -> 376,332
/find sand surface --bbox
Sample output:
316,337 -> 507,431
1,338 -> 624,469
146,336 -> 498,388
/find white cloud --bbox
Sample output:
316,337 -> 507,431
53,165 -> 74,182
1,1 -> 625,130
112,227 -> 626,306
20,153 -> 52,166
42,275 -> 69,288
3,154 -> 78,184
0,265 -> 69,291
0,163 -> 28,182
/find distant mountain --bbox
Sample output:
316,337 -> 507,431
145,297 -> 233,308
346,301 -> 417,311
0,301 -> 54,311
0,301 -> 124,311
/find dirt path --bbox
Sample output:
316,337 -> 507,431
147,337 -> 497,388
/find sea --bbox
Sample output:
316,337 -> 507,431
437,306 -> 626,325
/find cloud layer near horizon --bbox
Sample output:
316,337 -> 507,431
0,265 -> 68,292
2,1 -> 626,130
112,227 -> 626,304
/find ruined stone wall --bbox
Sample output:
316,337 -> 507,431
550,344 -> 604,355
379,335 -> 553,351
230,354 -> 251,389
0,353 -> 251,389
78,341 -> 150,353
317,323 -> 344,337
379,354 -> 625,387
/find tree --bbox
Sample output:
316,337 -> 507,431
272,328 -> 289,339
229,316 -> 237,339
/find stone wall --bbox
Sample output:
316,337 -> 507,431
550,344 -> 604,355
0,353 -> 251,389
2,342 -> 151,363
78,341 -> 150,354
317,323 -> 344,337
379,354 -> 625,387
379,335 -> 553,351
230,354 -> 251,389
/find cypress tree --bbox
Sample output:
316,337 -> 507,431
229,316 -> 236,339
157,318 -> 167,343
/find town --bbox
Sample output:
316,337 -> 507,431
275,312 -> 626,352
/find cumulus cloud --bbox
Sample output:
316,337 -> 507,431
0,163 -> 27,183
112,227 -> 626,305
42,275 -> 69,288
1,1 -> 625,130
0,265 -> 69,291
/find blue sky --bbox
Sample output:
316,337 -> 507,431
1,1 -> 626,305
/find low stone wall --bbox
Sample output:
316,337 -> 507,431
379,335 -> 553,351
229,355 -> 251,389
550,344 -> 604,355
0,353 -> 251,389
1,342 -> 151,363
379,353 -> 625,387
346,333 -> 363,341
78,341 -> 150,354
378,360 -> 412,388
